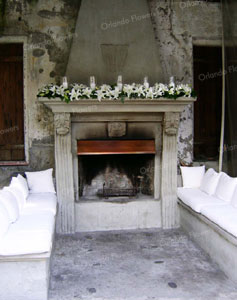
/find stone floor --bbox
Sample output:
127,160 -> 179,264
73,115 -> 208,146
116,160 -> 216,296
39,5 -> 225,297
49,229 -> 237,300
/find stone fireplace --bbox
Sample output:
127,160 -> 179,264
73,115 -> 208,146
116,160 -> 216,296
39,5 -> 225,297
39,98 -> 195,233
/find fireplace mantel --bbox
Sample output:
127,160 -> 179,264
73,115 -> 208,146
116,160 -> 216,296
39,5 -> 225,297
39,97 -> 196,234
39,97 -> 195,113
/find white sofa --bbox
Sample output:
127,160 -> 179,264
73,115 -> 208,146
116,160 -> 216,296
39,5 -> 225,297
0,169 -> 57,300
178,167 -> 237,282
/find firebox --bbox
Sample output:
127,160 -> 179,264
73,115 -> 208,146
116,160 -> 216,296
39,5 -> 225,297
77,140 -> 155,201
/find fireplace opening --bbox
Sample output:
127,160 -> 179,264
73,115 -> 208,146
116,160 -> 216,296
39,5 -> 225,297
78,154 -> 154,201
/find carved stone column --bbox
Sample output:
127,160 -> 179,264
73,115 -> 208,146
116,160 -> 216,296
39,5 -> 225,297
54,113 -> 75,233
161,112 -> 180,229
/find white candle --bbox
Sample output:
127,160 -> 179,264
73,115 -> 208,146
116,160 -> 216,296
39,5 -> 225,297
144,76 -> 149,89
169,76 -> 175,85
117,75 -> 123,91
62,76 -> 68,89
90,76 -> 96,89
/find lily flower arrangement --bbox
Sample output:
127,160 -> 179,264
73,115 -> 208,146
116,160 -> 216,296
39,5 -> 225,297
37,81 -> 196,103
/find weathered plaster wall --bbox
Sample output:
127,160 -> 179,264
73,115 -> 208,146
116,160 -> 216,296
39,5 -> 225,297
148,0 -> 222,164
0,0 -> 80,186
0,0 -> 222,185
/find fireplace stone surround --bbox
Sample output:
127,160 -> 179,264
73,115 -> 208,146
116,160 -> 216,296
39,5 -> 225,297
39,98 -> 195,234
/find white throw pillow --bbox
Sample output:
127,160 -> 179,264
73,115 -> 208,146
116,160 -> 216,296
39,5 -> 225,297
231,186 -> 237,208
25,168 -> 56,194
10,175 -> 28,200
200,168 -> 221,195
0,202 -> 10,240
180,166 -> 205,188
17,174 -> 29,198
0,189 -> 19,223
215,172 -> 237,202
5,186 -> 25,212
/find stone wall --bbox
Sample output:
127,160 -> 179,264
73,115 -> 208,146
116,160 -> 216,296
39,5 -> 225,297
0,0 -> 222,186
148,0 -> 222,164
0,0 -> 81,186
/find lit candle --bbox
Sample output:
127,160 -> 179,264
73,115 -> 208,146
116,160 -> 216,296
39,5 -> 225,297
117,75 -> 123,91
90,76 -> 96,89
144,76 -> 149,89
62,76 -> 68,89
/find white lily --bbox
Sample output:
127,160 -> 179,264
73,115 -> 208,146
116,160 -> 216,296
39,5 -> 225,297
168,87 -> 175,95
72,83 -> 81,90
100,84 -> 111,92
146,87 -> 154,99
183,85 -> 192,97
96,89 -> 105,101
49,85 -> 57,95
83,87 -> 92,98
136,84 -> 145,97
69,88 -> 81,100
154,87 -> 164,97
109,87 -> 120,99
123,84 -> 133,98
56,85 -> 66,96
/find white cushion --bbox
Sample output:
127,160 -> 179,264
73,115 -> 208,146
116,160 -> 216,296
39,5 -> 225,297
177,187 -> 226,213
10,176 -> 28,200
215,172 -> 237,202
231,186 -> 237,208
200,168 -> 221,195
0,230 -> 52,256
201,204 -> 237,237
13,211 -> 55,236
17,174 -> 29,198
0,189 -> 19,223
25,168 -> 56,194
25,193 -> 57,216
5,186 -> 25,212
0,202 -> 10,240
180,166 -> 205,188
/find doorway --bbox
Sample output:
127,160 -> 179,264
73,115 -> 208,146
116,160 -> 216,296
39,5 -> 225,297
193,46 -> 222,161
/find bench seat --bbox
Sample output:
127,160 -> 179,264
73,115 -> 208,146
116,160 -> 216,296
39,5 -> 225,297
24,192 -> 57,216
0,186 -> 57,300
177,167 -> 237,283
201,204 -> 237,238
177,187 -> 226,213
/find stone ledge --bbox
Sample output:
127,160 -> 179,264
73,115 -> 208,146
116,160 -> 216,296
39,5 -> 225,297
178,200 -> 237,246
38,97 -> 196,114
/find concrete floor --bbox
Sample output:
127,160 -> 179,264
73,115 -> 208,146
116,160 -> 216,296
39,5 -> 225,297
49,229 -> 237,300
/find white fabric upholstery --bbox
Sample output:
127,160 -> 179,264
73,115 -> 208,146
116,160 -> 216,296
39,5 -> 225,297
0,202 -> 11,240
10,176 -> 28,200
180,166 -> 205,188
0,178 -> 57,257
215,172 -> 237,202
201,204 -> 237,237
0,230 -> 52,256
177,187 -> 226,213
0,211 -> 55,255
231,186 -> 237,208
24,193 -> 57,216
17,174 -> 29,198
25,168 -> 56,194
200,168 -> 221,195
0,189 -> 19,223
5,186 -> 25,212
11,211 -> 55,236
